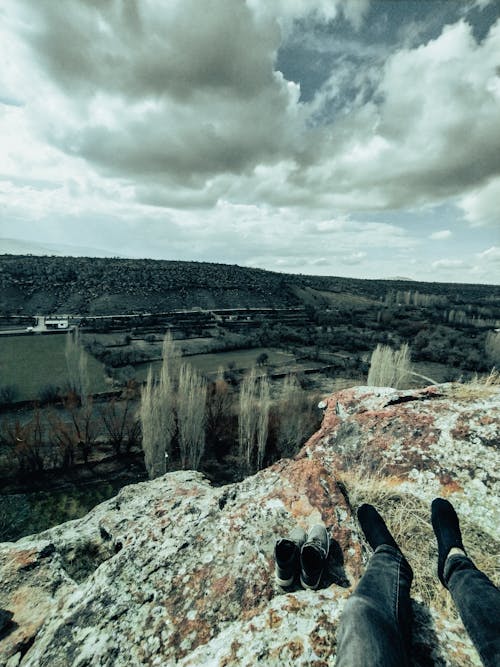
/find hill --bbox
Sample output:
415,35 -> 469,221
0,254 -> 498,315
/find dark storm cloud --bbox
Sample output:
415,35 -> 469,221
25,0 -> 280,100
17,0 -> 308,188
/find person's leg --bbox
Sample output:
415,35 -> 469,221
432,498 -> 500,667
336,505 -> 413,667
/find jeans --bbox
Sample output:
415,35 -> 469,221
336,545 -> 413,667
336,547 -> 500,667
444,554 -> 500,667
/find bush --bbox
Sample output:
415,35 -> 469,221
0,384 -> 19,406
39,384 -> 61,404
256,352 -> 269,366
367,343 -> 412,389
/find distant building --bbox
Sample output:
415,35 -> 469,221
44,317 -> 69,330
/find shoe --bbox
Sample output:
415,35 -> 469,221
274,526 -> 306,587
357,504 -> 399,551
431,498 -> 465,587
300,524 -> 330,590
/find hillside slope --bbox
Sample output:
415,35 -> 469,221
1,255 -> 498,315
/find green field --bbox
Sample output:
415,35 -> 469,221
133,347 -> 297,381
0,334 -> 108,401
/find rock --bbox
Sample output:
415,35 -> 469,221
0,383 -> 498,666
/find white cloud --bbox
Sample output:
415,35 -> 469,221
458,176 -> 500,227
477,246 -> 500,263
430,230 -> 452,240
247,0 -> 371,31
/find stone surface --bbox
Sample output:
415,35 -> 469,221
0,383 -> 498,666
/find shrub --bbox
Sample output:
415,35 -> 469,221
0,384 -> 19,406
39,384 -> 61,404
256,352 -> 269,366
367,343 -> 412,389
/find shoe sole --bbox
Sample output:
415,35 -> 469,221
275,573 -> 294,587
300,576 -> 320,590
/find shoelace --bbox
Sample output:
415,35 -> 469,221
307,538 -> 327,559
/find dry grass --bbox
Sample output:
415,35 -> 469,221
446,368 -> 500,401
337,468 -> 500,618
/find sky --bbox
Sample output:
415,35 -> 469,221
1,0 -> 499,284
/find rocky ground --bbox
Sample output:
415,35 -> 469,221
0,382 -> 498,666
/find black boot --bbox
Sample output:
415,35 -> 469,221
357,504 -> 399,551
431,498 -> 465,587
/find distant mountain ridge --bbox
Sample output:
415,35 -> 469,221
0,238 -> 124,259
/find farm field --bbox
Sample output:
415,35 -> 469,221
0,334 -> 108,401
133,346 -> 300,382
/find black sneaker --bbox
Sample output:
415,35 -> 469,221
431,498 -> 465,587
274,526 -> 306,587
300,525 -> 330,590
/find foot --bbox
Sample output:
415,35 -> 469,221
300,524 -> 330,590
274,526 -> 306,587
357,504 -> 399,551
431,498 -> 465,587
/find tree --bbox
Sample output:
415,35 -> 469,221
139,333 -> 179,479
65,329 -> 89,401
485,331 -> 500,366
238,367 -> 270,472
256,375 -> 270,470
275,374 -> 311,457
206,377 -> 233,455
367,343 -> 412,389
100,397 -> 132,456
238,367 -> 259,472
1,410 -> 45,472
177,364 -> 207,470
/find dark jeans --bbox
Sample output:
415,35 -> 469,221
444,553 -> 500,667
336,545 -> 413,667
336,547 -> 500,667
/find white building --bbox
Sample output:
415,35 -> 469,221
44,317 -> 69,330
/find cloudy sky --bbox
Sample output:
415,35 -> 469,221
1,0 -> 499,283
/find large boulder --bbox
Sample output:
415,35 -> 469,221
1,383 -> 498,666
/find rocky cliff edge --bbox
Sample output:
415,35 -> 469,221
1,383 -> 499,666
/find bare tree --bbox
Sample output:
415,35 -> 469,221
100,398 -> 130,456
238,367 -> 259,472
1,411 -> 45,472
367,343 -> 412,389
256,374 -> 270,470
276,374 -> 311,457
485,331 -> 500,365
50,393 -> 98,465
140,334 -> 179,479
238,367 -> 270,472
206,377 -> 233,450
65,328 -> 89,401
177,363 -> 207,469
